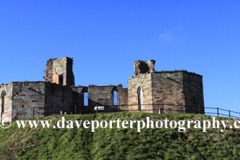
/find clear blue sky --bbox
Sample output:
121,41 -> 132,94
1,1 -> 240,114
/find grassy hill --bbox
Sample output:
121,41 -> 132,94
0,112 -> 240,160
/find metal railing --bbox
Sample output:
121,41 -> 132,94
89,104 -> 240,120
205,106 -> 240,119
6,104 -> 240,120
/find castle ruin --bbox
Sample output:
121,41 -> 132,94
0,57 -> 204,120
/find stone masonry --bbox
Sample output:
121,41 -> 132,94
134,60 -> 156,76
128,61 -> 204,114
0,57 -> 204,121
44,57 -> 75,86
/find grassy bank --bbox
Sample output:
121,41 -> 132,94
0,112 -> 240,159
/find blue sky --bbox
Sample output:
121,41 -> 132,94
0,1 -> 240,114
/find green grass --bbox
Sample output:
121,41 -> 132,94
0,112 -> 240,159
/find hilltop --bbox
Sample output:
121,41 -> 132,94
0,112 -> 240,159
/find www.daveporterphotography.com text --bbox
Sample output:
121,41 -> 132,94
12,116 -> 240,133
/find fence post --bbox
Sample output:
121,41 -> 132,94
75,105 -> 76,114
229,110 -> 231,118
33,107 -> 34,118
217,107 -> 219,117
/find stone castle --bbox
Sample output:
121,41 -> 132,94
0,57 -> 204,120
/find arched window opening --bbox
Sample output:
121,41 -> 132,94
1,91 -> 6,113
137,87 -> 143,111
113,91 -> 118,105
84,92 -> 88,106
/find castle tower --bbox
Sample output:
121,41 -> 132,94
44,57 -> 75,86
128,59 -> 204,114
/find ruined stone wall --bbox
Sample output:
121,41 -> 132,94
45,82 -> 73,115
43,59 -> 56,84
71,86 -> 90,113
151,72 -> 185,114
131,59 -> 156,113
88,85 -> 114,106
72,86 -> 84,112
72,84 -> 128,113
0,83 -> 13,119
10,81 -> 74,120
66,58 -> 75,86
128,73 -> 153,112
1,57 -> 205,119
11,82 -> 45,120
183,72 -> 204,114
44,57 -> 75,86
134,60 -> 155,76
116,85 -> 128,110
